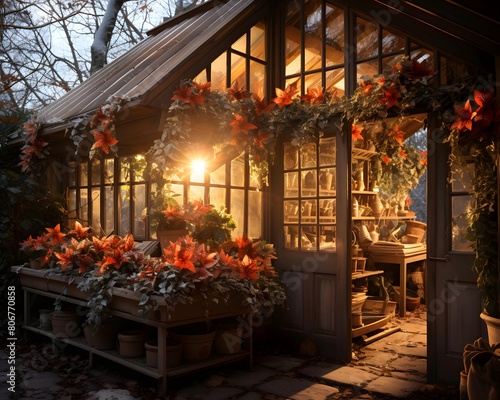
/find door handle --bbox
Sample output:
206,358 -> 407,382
427,255 -> 451,262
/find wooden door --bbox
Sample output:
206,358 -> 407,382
426,123 -> 486,384
272,128 -> 351,362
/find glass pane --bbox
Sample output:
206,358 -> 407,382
134,184 -> 146,238
304,0 -> 322,70
452,195 -> 474,252
301,143 -> 316,168
319,199 -> 335,222
451,161 -> 474,192
325,4 -> 344,67
301,200 -> 316,223
133,155 -> 145,182
304,73 -> 322,94
284,200 -> 299,223
189,185 -> 204,203
91,159 -> 100,185
80,162 -> 88,186
382,30 -> 404,54
190,162 -> 205,184
411,48 -> 433,69
248,191 -> 262,238
284,142 -> 299,170
193,69 -> 208,84
169,184 -> 184,205
357,59 -> 379,80
284,172 -> 299,197
105,159 -> 114,183
284,225 -> 299,249
250,23 -> 266,61
232,33 -> 246,53
68,189 -> 77,219
79,189 -> 88,224
230,189 -> 245,237
68,162 -> 76,186
319,138 -> 336,166
382,55 -> 403,73
231,53 -> 246,90
319,168 -> 336,194
231,154 -> 245,186
301,226 -> 317,250
120,157 -> 132,182
211,52 -> 227,92
301,170 -> 317,197
119,185 -> 130,236
105,186 -> 114,235
209,187 -> 226,210
91,188 -> 101,232
285,30 -> 301,76
356,17 -> 378,59
326,68 -> 345,97
250,60 -> 266,98
319,225 -> 336,251
210,164 -> 226,185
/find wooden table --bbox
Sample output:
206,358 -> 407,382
365,248 -> 426,316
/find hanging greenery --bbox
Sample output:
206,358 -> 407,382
20,55 -> 499,317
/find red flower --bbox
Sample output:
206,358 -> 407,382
252,93 -> 275,116
171,83 -> 205,108
400,149 -> 407,159
194,81 -> 211,94
55,247 -> 74,271
173,243 -> 195,272
359,80 -> 373,95
420,150 -> 428,166
473,89 -> 495,125
46,224 -> 65,245
382,155 -> 391,166
301,87 -> 325,104
451,100 -> 475,132
91,130 -> 118,154
227,81 -> 251,101
230,113 -> 257,135
68,221 -> 90,239
254,130 -> 270,148
352,125 -> 364,141
403,59 -> 433,80
390,125 -> 405,145
272,83 -> 299,109
379,83 -> 401,109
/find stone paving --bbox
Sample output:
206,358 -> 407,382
3,307 -> 459,399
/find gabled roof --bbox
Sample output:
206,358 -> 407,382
38,0 -> 269,124
38,0 -> 499,128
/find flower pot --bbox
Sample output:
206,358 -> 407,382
145,338 -> 183,369
171,326 -> 216,361
406,289 -> 421,312
214,326 -> 243,355
30,259 -> 43,270
480,312 -> 500,347
117,329 -> 149,358
38,309 -> 53,331
404,221 -> 426,243
157,229 -> 189,252
459,370 -> 468,400
352,312 -> 363,328
84,318 -> 121,349
51,311 -> 82,339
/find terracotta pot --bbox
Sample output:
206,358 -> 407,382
171,327 -> 216,361
459,370 -> 468,400
145,338 -> 183,369
214,326 -> 243,354
117,329 -> 149,358
480,312 -> 500,347
51,311 -> 82,339
84,318 -> 121,349
405,220 -> 427,242
156,229 -> 189,253
38,309 -> 53,331
406,289 -> 420,312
